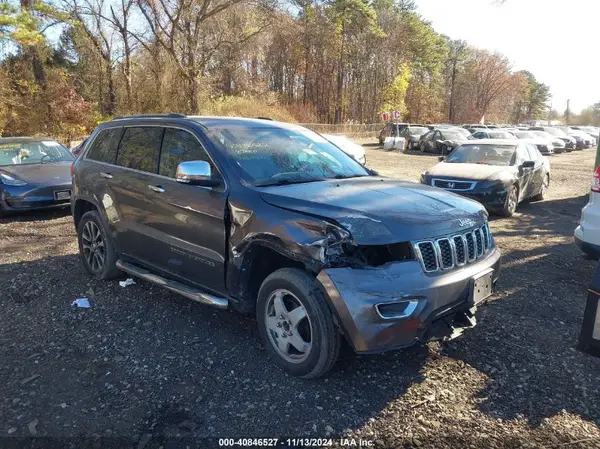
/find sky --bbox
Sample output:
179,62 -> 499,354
415,0 -> 600,114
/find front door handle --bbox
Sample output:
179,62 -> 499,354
100,172 -> 113,179
148,185 -> 165,193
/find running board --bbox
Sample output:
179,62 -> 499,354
116,260 -> 229,310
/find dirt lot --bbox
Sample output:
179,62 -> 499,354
2,145 -> 600,448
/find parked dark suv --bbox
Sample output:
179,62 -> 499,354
71,115 -> 501,378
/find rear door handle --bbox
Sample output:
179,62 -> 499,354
148,185 -> 165,193
100,172 -> 113,179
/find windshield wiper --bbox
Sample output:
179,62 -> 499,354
330,174 -> 365,180
254,178 -> 327,187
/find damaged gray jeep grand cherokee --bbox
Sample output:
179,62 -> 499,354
71,115 -> 501,378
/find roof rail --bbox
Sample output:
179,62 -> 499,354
113,113 -> 186,120
256,116 -> 274,121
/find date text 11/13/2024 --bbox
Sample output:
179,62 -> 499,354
218,438 -> 375,447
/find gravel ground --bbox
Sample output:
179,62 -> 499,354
2,144 -> 600,448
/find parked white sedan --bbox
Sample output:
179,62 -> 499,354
322,134 -> 366,164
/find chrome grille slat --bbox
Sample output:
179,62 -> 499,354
414,224 -> 494,273
465,233 -> 476,261
416,241 -> 437,272
453,235 -> 466,265
474,229 -> 484,256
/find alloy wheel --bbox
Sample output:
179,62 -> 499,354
264,289 -> 313,364
507,187 -> 518,213
81,220 -> 105,272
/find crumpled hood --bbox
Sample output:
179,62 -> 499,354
426,162 -> 516,182
0,162 -> 72,185
258,177 -> 487,244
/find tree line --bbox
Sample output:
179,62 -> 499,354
0,0 -> 571,140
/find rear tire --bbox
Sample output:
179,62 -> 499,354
499,184 -> 519,217
532,174 -> 549,201
256,268 -> 340,378
77,210 -> 121,280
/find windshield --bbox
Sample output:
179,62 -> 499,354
204,124 -> 370,186
488,131 -> 516,139
441,130 -> 467,141
408,127 -> 428,136
531,131 -> 553,139
0,140 -> 74,166
446,144 -> 517,166
544,127 -> 568,138
455,128 -> 471,137
513,131 -> 536,139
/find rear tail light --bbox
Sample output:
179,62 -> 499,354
592,166 -> 600,193
70,162 -> 76,177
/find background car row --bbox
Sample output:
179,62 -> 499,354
378,122 -> 599,156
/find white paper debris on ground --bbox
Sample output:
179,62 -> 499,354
383,136 -> 406,151
383,136 -> 395,150
392,137 -> 406,150
71,298 -> 91,308
119,278 -> 136,288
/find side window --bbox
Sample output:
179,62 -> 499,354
86,128 -> 123,164
433,131 -> 440,140
159,128 -> 218,178
473,132 -> 483,139
515,145 -> 528,165
526,144 -> 539,161
115,127 -> 163,173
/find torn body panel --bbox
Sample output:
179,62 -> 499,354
317,249 -> 501,353
226,197 -> 357,308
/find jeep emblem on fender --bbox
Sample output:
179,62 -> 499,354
458,218 -> 476,227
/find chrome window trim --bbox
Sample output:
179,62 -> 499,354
82,123 -> 228,191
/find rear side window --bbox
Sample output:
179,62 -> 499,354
159,128 -> 216,178
526,144 -> 539,160
116,127 -> 163,173
86,128 -> 123,164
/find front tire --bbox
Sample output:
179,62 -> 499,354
532,174 -> 549,201
77,210 -> 121,280
256,268 -> 340,378
499,184 -> 519,217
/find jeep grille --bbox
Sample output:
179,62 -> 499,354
414,223 -> 494,273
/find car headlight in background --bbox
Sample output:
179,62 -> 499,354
0,173 -> 28,186
480,179 -> 511,190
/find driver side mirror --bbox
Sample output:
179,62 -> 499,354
438,156 -> 446,162
522,160 -> 535,169
176,161 -> 220,187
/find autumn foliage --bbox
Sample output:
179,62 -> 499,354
0,0 -> 555,140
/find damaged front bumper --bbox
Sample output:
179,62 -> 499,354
316,249 -> 501,353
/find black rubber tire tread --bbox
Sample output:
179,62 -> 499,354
256,268 -> 340,379
77,210 -> 121,280
499,184 -> 518,217
531,174 -> 550,202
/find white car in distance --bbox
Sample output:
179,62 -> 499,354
322,134 -> 367,165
